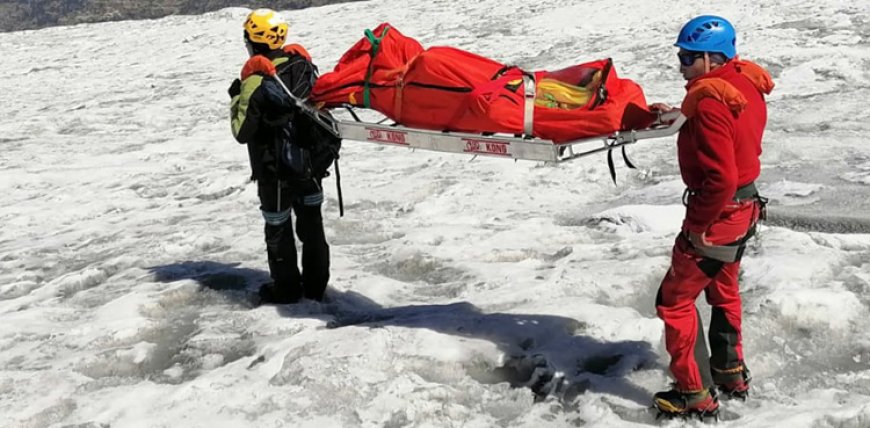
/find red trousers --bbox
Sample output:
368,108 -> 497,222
656,200 -> 759,391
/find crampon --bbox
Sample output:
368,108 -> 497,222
714,363 -> 751,401
653,388 -> 720,422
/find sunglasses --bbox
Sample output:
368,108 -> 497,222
677,51 -> 704,67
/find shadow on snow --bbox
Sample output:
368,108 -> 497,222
148,260 -> 660,408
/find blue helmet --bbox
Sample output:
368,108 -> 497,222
675,15 -> 737,59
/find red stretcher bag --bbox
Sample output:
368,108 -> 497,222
312,23 -> 652,142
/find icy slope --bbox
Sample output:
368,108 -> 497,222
1,1 -> 869,427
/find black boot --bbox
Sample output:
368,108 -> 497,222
258,282 -> 303,305
653,387 -> 719,419
712,361 -> 751,400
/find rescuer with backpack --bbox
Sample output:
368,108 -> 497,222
229,8 -> 341,304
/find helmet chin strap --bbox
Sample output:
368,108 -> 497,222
704,52 -> 711,74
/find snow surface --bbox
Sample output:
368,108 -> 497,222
1,0 -> 870,427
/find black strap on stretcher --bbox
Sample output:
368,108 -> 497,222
590,58 -> 637,185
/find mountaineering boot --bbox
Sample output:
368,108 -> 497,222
713,362 -> 751,400
258,282 -> 303,305
302,282 -> 327,302
653,387 -> 719,420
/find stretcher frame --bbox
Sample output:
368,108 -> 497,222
335,108 -> 685,163
273,76 -> 686,164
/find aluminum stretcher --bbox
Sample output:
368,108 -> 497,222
273,75 -> 685,176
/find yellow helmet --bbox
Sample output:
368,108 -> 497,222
243,8 -> 288,50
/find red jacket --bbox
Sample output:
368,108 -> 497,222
677,60 -> 774,233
